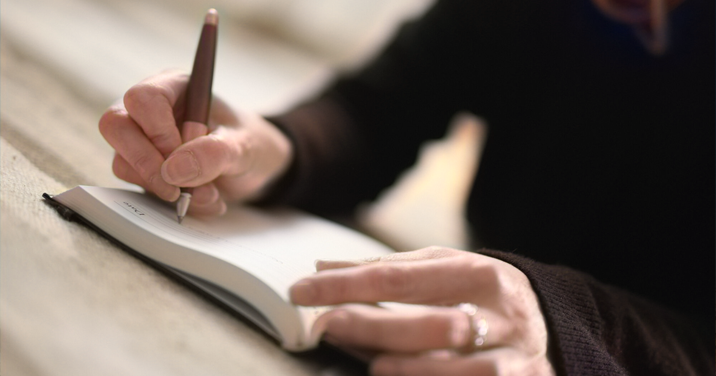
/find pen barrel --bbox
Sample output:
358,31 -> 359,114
185,22 -> 217,125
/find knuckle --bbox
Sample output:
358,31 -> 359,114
130,151 -> 158,178
425,245 -> 445,255
147,132 -> 177,153
232,133 -> 256,173
471,260 -> 499,282
216,131 -> 255,176
123,82 -> 162,113
464,260 -> 501,294
111,154 -> 128,178
208,133 -> 232,161
481,262 -> 501,284
98,106 -> 127,138
426,245 -> 462,258
159,68 -> 186,77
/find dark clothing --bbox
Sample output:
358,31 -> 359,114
266,0 -> 715,374
483,249 -> 713,376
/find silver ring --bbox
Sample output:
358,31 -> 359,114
456,303 -> 489,351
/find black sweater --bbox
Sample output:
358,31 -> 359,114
266,0 -> 715,374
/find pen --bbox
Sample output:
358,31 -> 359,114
176,9 -> 218,224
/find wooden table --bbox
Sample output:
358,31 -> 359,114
0,1 -> 359,374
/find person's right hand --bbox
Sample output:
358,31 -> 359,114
99,70 -> 293,216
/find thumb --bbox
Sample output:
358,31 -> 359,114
161,127 -> 252,187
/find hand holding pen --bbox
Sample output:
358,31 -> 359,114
99,9 -> 293,221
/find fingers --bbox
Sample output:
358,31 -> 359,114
371,351 -> 496,376
100,71 -> 189,200
324,304 -> 511,353
113,153 -> 226,215
290,254 -> 500,306
101,70 -> 292,210
324,304 -> 542,375
305,248 -> 554,375
327,304 -> 468,352
101,107 -> 180,201
316,247 -> 466,271
327,304 -> 507,353
122,71 -> 186,157
370,347 -> 555,376
111,153 -> 149,189
186,183 -> 227,216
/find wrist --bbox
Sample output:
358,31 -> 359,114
250,117 -> 297,205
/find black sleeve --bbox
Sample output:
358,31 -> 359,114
480,249 -> 714,376
261,0 -> 508,215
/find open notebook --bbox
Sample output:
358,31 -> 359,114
44,186 -> 393,351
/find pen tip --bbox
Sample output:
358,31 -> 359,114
205,9 -> 218,26
177,215 -> 184,224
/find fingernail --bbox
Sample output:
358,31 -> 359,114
163,151 -> 200,184
314,259 -> 327,270
289,280 -> 316,304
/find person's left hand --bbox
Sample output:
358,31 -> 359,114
290,247 -> 555,376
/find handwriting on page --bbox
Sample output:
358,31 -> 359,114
113,199 -> 283,268
121,201 -> 145,215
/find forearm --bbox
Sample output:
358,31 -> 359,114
258,0 -> 480,216
261,94 -> 367,215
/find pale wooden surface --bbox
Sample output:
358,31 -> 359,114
0,32 -> 353,376
0,0 -> 481,374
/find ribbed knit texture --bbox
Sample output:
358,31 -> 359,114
481,249 -> 713,376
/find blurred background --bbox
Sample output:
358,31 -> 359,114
2,0 -> 435,114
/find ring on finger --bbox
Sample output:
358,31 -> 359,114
456,303 -> 489,352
